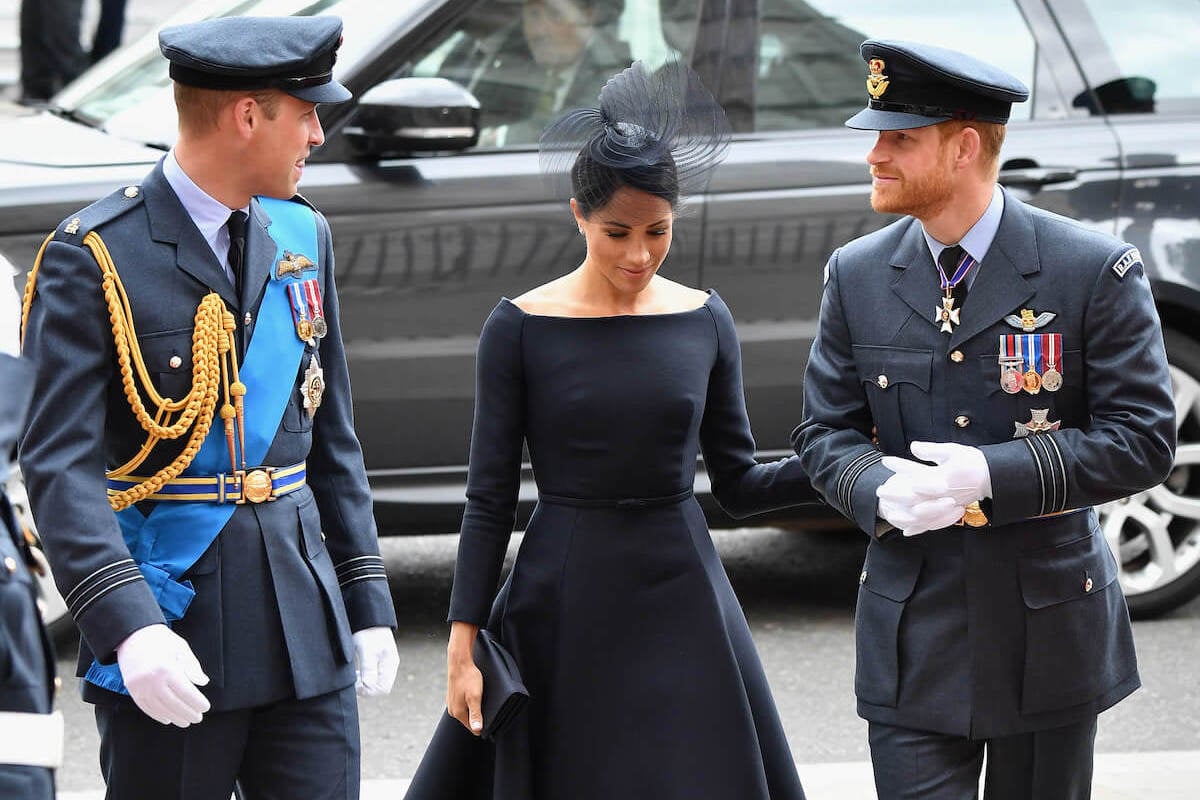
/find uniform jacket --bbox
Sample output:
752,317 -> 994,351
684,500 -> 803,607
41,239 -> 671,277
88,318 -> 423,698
19,162 -> 397,711
1,353 -> 56,799
793,189 -> 1175,738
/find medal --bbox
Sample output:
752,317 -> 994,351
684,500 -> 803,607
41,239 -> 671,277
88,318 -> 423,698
999,336 -> 1023,394
303,354 -> 325,417
934,295 -> 960,333
1019,334 -> 1041,394
1041,333 -> 1063,391
302,278 -> 328,339
1014,408 -> 1061,438
933,248 -> 976,334
288,282 -> 316,343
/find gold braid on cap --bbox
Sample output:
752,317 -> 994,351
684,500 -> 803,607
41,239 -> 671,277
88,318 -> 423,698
21,231 -> 246,511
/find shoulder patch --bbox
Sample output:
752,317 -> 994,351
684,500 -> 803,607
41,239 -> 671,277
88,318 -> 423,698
1111,247 -> 1142,280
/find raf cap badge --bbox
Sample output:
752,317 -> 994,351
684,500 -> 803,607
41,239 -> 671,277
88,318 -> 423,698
866,58 -> 889,99
1004,308 -> 1056,332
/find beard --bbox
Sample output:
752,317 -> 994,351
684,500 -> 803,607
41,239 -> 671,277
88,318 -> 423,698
870,151 -> 956,219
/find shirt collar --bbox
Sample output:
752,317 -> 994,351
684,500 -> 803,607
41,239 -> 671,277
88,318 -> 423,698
922,184 -> 1005,266
162,149 -> 249,265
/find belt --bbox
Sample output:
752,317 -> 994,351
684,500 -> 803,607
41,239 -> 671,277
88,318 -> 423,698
538,487 -> 693,509
106,462 -> 306,504
0,711 -> 63,768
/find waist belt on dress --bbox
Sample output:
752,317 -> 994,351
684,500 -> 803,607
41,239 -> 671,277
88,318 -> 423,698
106,461 -> 306,504
0,711 -> 63,768
538,487 -> 694,509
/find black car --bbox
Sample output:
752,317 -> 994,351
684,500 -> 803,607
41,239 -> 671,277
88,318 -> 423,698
3,0 -> 1198,622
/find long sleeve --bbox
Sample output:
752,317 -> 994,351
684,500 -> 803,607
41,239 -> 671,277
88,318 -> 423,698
791,250 -> 892,536
978,244 -> 1175,523
306,213 -> 397,631
699,296 -> 818,519
19,237 -> 164,663
447,302 -> 526,625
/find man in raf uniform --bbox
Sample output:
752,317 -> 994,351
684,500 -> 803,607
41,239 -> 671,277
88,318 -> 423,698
2,321 -> 60,798
793,40 -> 1175,799
19,16 -> 399,799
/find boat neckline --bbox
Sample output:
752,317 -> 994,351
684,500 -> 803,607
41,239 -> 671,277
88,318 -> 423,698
500,290 -> 717,320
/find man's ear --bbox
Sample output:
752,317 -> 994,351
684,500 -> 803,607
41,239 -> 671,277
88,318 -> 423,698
228,96 -> 258,138
955,126 -> 982,173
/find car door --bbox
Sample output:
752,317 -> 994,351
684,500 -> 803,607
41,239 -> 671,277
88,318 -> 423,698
305,0 -> 710,515
695,0 -> 1120,458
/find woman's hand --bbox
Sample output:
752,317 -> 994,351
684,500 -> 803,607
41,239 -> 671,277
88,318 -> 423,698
446,621 -> 484,735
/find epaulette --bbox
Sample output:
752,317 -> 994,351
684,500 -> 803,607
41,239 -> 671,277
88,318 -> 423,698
53,184 -> 146,244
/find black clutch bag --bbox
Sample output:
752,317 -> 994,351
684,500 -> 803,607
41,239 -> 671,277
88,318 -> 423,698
473,629 -> 529,740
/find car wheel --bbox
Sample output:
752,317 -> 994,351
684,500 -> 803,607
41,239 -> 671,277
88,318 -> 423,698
1099,328 -> 1200,619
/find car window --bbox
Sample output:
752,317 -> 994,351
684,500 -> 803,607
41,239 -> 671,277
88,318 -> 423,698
1072,0 -> 1200,115
404,0 -> 696,148
754,0 -> 1036,132
53,0 -> 413,148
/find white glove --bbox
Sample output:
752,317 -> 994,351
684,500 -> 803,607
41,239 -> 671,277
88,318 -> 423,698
881,441 -> 992,506
876,469 -> 968,536
353,627 -> 399,696
116,624 -> 210,727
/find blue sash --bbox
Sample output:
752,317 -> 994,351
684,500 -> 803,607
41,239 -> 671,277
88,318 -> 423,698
86,197 -> 318,693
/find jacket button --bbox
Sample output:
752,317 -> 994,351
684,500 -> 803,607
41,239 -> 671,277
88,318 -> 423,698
877,375 -> 888,389
169,355 -> 182,369
1084,577 -> 1094,592
3,556 -> 16,573
950,350 -> 964,363
955,415 -> 971,428
859,569 -> 868,585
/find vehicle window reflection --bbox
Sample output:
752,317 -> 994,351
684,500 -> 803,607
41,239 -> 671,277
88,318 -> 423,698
753,0 -> 1036,132
407,0 -> 693,148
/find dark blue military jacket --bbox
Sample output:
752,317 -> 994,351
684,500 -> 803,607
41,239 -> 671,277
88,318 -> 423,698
794,189 -> 1175,738
1,354 -> 56,799
19,163 -> 397,710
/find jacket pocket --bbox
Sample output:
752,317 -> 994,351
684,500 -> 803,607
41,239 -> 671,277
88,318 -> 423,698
855,541 -> 923,708
852,345 -> 933,454
1018,529 -> 1136,714
139,327 -> 195,403
297,494 -> 352,663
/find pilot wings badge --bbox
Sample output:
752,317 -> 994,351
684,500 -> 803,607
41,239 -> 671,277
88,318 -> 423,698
276,250 -> 316,279
1004,308 -> 1056,332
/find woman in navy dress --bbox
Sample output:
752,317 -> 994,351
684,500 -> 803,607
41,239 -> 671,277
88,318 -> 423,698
405,62 -> 816,800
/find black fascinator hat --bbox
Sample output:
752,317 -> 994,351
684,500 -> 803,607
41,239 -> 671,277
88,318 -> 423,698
539,60 -> 731,215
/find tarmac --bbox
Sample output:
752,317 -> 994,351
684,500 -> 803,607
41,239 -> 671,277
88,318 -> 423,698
3,2 -> 1198,798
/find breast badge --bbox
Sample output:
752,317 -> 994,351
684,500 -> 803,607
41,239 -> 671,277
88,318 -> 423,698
1014,408 -> 1061,438
1004,308 -> 1056,332
302,354 -> 324,418
276,250 -> 316,279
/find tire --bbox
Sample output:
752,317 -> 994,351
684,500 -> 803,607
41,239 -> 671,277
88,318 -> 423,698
1098,328 -> 1200,619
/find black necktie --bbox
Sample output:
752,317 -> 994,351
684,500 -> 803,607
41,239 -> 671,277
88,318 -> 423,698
938,244 -> 969,307
226,210 -> 248,302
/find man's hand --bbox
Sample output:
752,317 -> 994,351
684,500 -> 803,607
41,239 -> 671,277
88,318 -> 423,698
881,441 -> 992,506
352,627 -> 399,696
116,624 -> 210,727
876,469 -> 968,536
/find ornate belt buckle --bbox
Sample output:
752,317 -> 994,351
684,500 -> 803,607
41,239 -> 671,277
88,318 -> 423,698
235,468 -> 276,504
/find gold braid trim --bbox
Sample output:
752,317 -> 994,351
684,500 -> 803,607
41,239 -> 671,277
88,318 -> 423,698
21,230 -> 239,512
